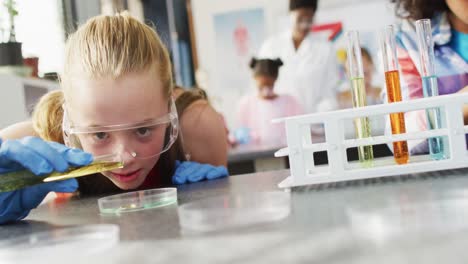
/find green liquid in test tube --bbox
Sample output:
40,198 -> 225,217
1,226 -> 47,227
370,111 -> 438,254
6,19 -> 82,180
416,19 -> 446,160
346,30 -> 374,166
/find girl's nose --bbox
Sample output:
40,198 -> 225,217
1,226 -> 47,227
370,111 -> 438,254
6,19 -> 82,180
114,144 -> 137,165
120,150 -> 137,164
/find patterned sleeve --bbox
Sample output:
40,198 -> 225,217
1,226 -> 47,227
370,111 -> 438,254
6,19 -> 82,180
382,23 -> 429,153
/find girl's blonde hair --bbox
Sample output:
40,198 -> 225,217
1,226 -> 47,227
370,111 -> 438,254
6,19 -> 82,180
32,12 -> 189,194
34,12 -> 173,142
32,90 -> 65,143
62,11 -> 173,99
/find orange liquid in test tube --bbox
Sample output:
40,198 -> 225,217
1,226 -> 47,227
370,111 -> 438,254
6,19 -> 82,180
385,70 -> 408,164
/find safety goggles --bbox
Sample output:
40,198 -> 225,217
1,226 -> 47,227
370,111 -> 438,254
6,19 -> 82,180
62,99 -> 179,159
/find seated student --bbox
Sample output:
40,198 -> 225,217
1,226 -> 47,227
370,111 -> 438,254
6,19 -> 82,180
235,58 -> 304,146
0,13 -> 228,224
338,47 -> 383,109
174,86 -> 235,147
388,0 -> 467,153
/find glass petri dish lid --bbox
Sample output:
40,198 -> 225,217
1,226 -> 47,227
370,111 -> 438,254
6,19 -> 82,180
178,191 -> 291,233
98,187 -> 177,214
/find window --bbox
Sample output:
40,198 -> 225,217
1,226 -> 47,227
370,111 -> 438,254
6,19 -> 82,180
1,0 -> 66,76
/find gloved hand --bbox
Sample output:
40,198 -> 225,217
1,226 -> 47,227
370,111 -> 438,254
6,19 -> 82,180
172,160 -> 228,185
0,137 -> 93,224
232,127 -> 251,145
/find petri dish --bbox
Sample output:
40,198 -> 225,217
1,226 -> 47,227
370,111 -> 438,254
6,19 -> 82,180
0,224 -> 119,264
98,187 -> 177,214
178,191 -> 291,233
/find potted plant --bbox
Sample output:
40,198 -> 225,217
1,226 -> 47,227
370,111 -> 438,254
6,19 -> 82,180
0,0 -> 23,66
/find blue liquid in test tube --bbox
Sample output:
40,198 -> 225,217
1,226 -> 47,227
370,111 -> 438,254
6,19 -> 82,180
416,19 -> 446,160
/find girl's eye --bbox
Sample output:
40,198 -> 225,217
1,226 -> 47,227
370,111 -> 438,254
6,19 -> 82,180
136,127 -> 153,137
93,132 -> 109,141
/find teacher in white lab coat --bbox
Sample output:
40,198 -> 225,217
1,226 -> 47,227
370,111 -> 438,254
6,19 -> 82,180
258,0 -> 339,114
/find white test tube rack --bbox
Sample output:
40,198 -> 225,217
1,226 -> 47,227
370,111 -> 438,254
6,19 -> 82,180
274,93 -> 468,188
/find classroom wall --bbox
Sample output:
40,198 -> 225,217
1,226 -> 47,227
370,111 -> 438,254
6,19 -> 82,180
316,0 -> 396,30
191,0 -> 397,131
316,0 -> 396,61
74,1 -> 101,26
191,0 -> 289,130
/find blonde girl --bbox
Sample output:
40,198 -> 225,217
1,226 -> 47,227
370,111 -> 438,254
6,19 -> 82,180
0,11 -> 228,222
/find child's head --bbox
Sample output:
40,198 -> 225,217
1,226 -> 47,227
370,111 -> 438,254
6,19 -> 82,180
391,0 -> 467,40
58,13 -> 175,190
249,57 -> 283,99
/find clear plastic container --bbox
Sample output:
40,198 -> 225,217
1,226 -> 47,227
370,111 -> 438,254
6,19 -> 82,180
0,224 -> 119,264
178,191 -> 291,233
98,187 -> 177,214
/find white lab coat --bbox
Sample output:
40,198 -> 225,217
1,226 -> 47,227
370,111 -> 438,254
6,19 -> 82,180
258,30 -> 339,114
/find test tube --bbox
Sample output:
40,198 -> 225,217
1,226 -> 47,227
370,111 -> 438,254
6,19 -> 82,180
379,25 -> 409,164
346,30 -> 374,166
415,19 -> 446,160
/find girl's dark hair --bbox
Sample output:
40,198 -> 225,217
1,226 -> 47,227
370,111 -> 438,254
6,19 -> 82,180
390,0 -> 449,20
249,57 -> 283,78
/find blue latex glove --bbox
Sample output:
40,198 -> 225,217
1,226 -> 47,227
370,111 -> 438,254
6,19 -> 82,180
0,137 -> 93,224
233,127 -> 251,145
172,160 -> 228,185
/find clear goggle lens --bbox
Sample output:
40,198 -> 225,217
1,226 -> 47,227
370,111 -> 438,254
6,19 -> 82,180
62,100 -> 179,159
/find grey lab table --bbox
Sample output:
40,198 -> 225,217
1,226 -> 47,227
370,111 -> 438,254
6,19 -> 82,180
3,168 -> 468,263
228,143 -> 287,174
